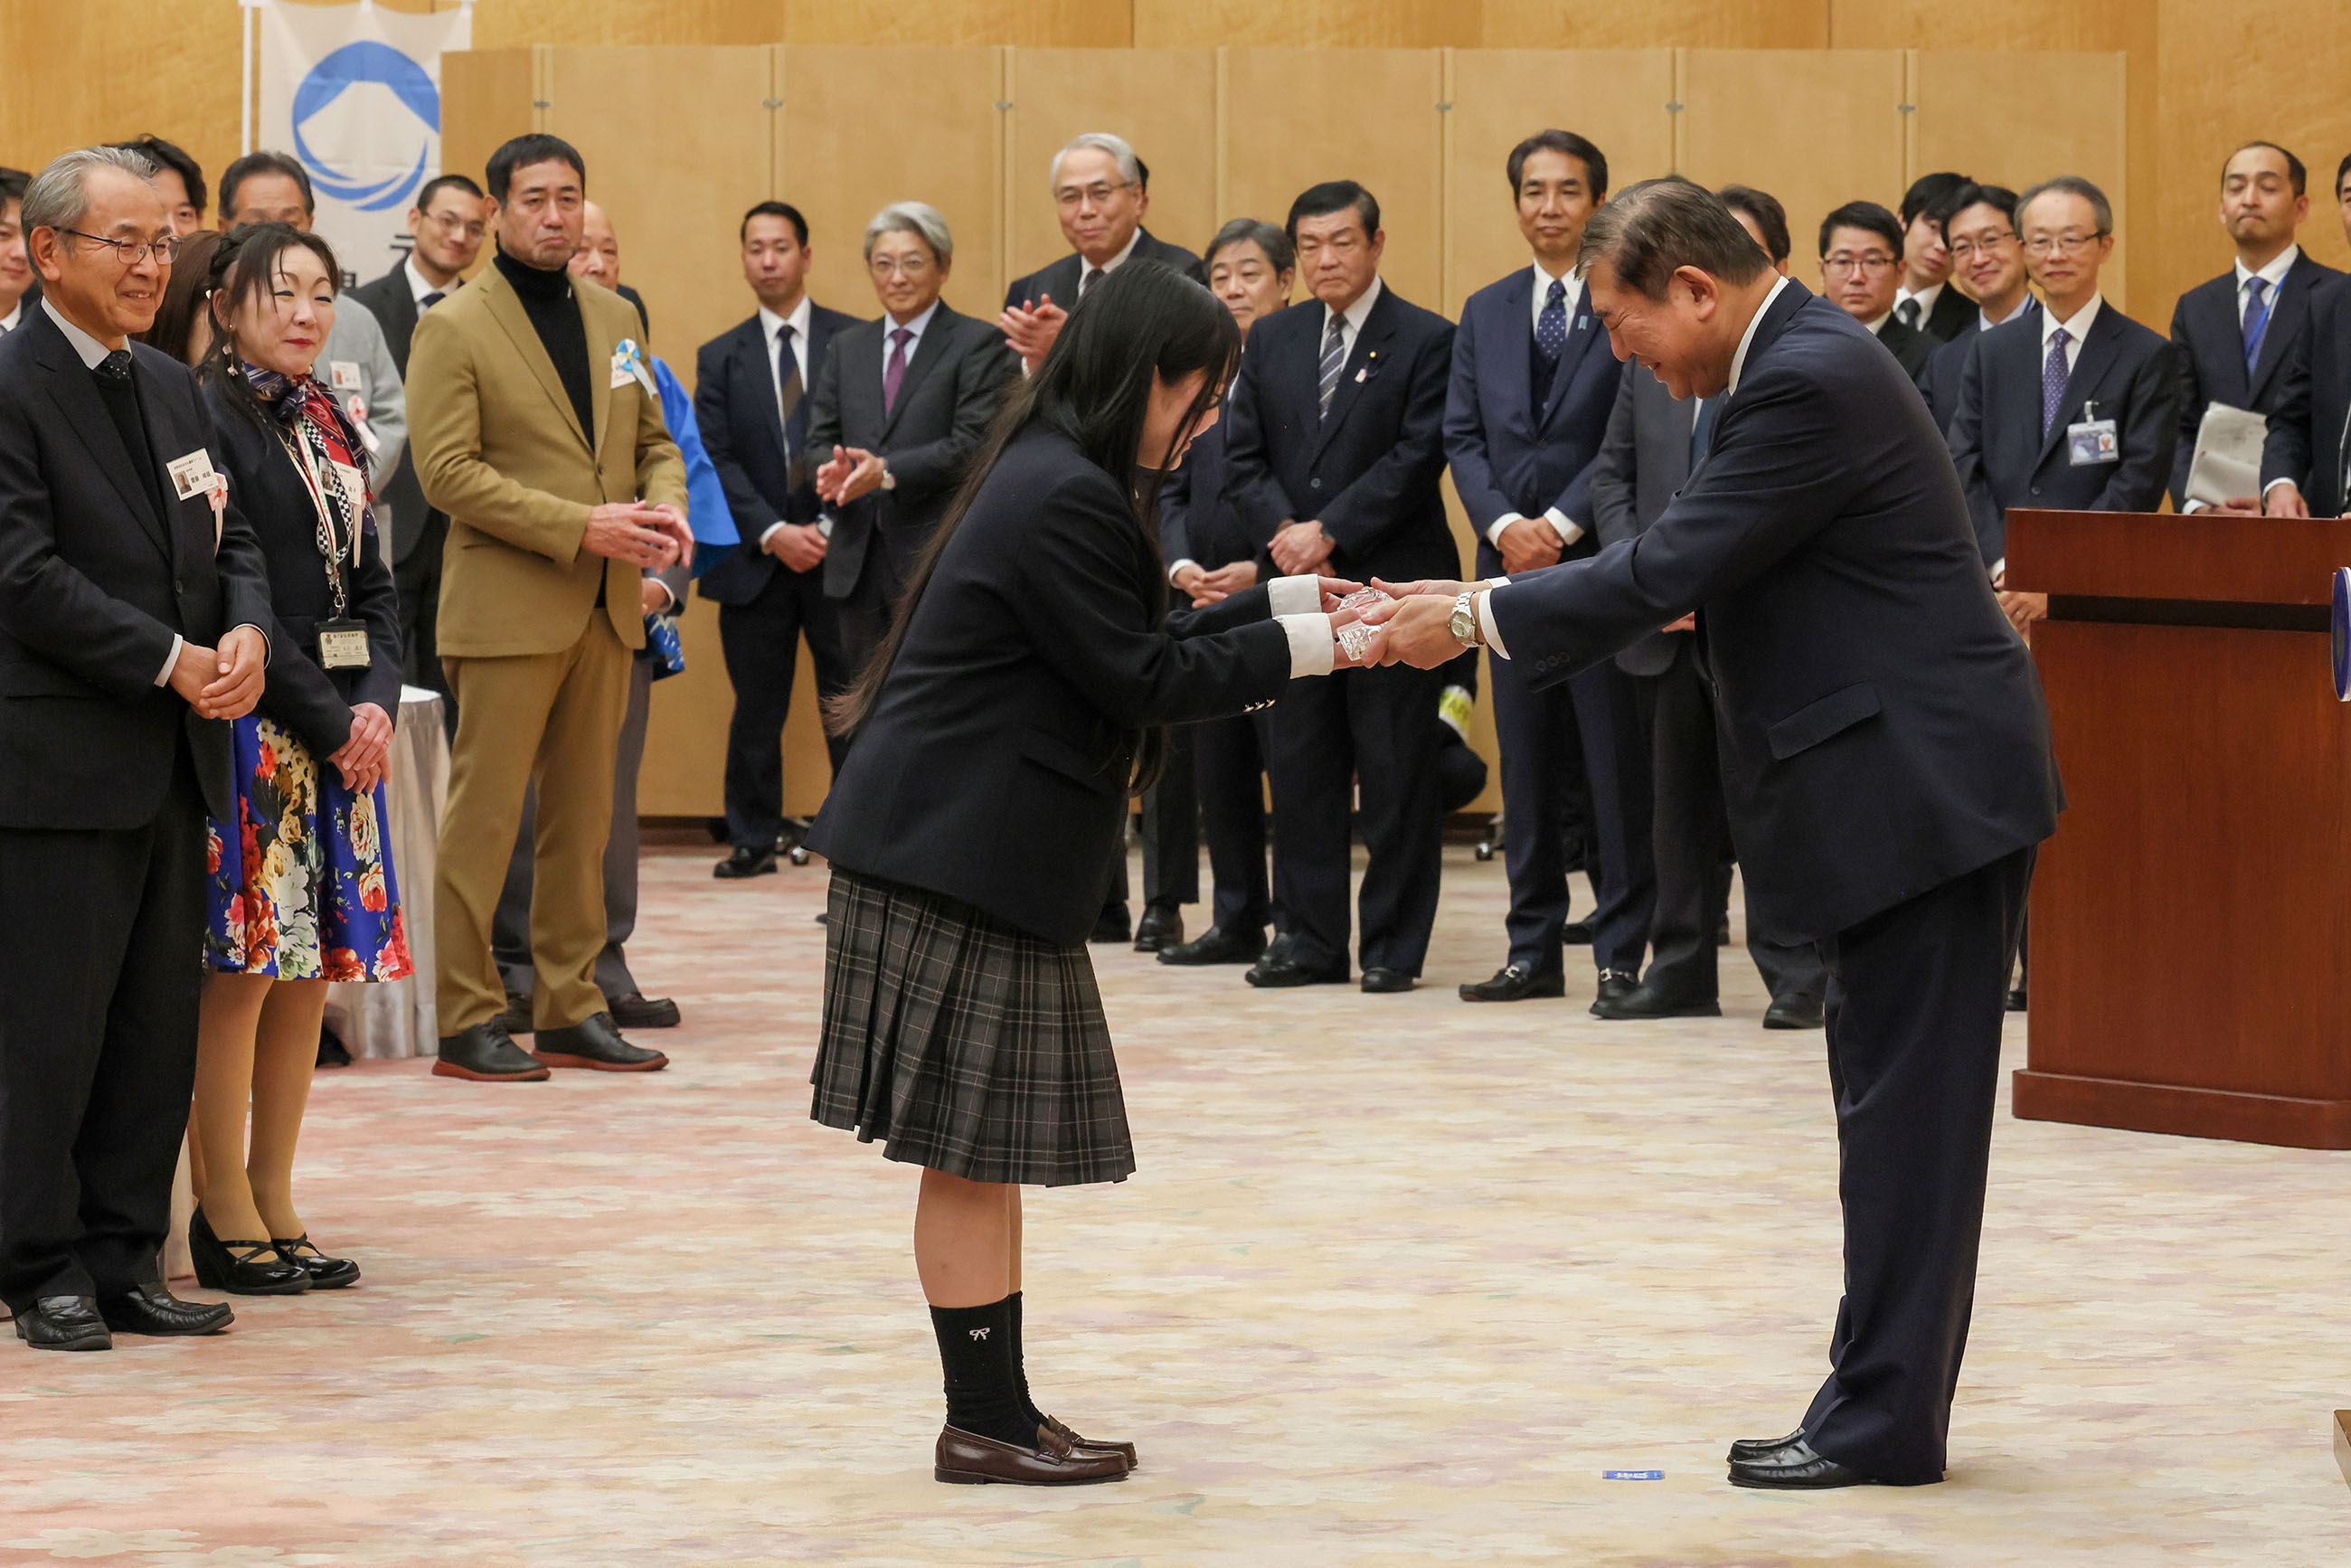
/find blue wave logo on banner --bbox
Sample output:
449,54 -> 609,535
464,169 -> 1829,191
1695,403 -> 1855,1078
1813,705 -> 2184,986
291,41 -> 439,212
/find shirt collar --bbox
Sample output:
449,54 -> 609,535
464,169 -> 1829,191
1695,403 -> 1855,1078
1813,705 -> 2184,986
1862,309 -> 1893,335
887,298 -> 942,341
1081,227 -> 1145,283
1532,257 -> 1583,307
1324,275 -> 1383,339
759,294 -> 813,344
2043,292 -> 2102,346
0,299 -> 20,335
2234,244 -> 2299,292
1725,276 -> 1791,397
1979,293 -> 2036,329
1896,279 -> 1943,316
404,253 -> 452,306
42,298 -> 115,365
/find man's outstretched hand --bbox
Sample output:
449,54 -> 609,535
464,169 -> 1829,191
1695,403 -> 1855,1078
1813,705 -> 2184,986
1355,591 -> 1470,670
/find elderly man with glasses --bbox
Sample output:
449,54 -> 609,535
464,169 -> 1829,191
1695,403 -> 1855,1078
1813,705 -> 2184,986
997,132 -> 1204,377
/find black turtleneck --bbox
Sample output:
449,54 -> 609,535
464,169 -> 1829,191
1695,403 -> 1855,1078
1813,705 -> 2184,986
494,246 -> 595,441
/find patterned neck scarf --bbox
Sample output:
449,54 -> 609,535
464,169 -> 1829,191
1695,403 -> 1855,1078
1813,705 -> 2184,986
240,360 -> 378,541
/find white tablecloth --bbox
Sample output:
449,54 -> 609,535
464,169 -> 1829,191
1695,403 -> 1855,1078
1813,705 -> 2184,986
321,685 -> 448,1059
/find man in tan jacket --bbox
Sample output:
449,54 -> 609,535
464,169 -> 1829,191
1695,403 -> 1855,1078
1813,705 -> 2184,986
408,134 -> 690,1082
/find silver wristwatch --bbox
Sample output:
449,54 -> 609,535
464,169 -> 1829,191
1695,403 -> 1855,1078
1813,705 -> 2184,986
1449,590 -> 1481,648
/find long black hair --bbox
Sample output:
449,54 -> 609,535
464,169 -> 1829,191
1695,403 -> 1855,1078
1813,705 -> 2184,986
826,260 -> 1241,790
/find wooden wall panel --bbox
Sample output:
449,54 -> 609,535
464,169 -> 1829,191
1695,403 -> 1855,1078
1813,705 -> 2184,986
436,49 -> 534,220
1003,48 -> 1221,281
1135,1 -> 1475,48
0,0 -> 245,200
783,0 -> 1128,46
1442,49 -> 1675,314
470,0 -> 779,49
1676,49 -> 1911,294
1480,0 -> 1826,49
1219,49 -> 1447,307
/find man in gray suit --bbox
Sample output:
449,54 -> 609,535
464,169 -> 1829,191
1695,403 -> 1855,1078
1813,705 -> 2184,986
1584,184 -> 1824,1026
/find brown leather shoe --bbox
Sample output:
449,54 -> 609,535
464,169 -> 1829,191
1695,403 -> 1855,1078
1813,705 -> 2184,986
1043,1413 -> 1138,1469
933,1422 -> 1128,1486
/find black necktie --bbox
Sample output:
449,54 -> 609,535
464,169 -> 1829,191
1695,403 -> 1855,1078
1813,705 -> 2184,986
421,290 -> 446,311
96,348 -> 133,384
1896,298 -> 1921,331
1079,267 -> 1097,302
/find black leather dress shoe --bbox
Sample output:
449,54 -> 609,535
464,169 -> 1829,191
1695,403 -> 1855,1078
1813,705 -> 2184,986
713,845 -> 778,879
490,990 -> 533,1036
607,991 -> 681,1030
99,1279 -> 235,1337
1131,901 -> 1185,953
1244,954 -> 1347,988
12,1296 -> 110,1351
273,1235 -> 362,1290
1090,906 -> 1132,944
532,1011 -> 668,1072
1360,967 -> 1414,994
1561,915 -> 1595,945
436,1022 -> 551,1081
1591,982 -> 1723,1020
1763,994 -> 1826,1030
2006,984 -> 2027,1012
316,1023 -> 352,1069
1727,1436 -> 1884,1489
1588,969 -> 1639,1015
1727,1427 -> 1806,1462
190,1208 -> 310,1295
1157,925 -> 1266,966
1459,964 -> 1565,1002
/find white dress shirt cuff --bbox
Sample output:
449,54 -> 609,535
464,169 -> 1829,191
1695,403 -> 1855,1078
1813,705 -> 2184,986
1544,507 -> 1586,546
1484,512 -> 1525,547
757,521 -> 788,548
1167,558 -> 1200,586
2263,477 -> 2299,498
156,634 -> 183,687
1276,612 -> 1336,677
1265,575 -> 1321,617
646,579 -> 678,614
2182,499 -> 2210,513
1478,590 -> 1510,660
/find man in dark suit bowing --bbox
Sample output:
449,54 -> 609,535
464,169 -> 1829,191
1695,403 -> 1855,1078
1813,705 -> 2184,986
2168,142 -> 2341,512
348,172 -> 486,706
0,147 -> 277,1349
1444,130 -> 1638,1006
998,132 -> 1205,375
1223,180 -> 1457,993
697,201 -> 863,881
1364,177 -> 2062,1488
807,201 -> 1017,682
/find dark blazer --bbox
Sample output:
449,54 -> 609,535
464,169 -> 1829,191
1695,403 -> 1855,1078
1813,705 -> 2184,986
201,380 -> 404,754
1222,283 -> 1459,584
2261,274 -> 2351,517
1444,266 -> 1623,555
1005,228 -> 1206,312
346,262 -> 437,567
1488,283 -> 2062,942
0,307 -> 274,829
1159,413 -> 1261,574
2168,252 -> 2342,507
694,302 -> 864,606
1585,363 -> 1695,678
804,301 -> 1017,603
1875,313 -> 1936,378
1918,300 -> 2044,435
807,425 -> 1296,945
1947,299 -> 2179,566
1917,284 -> 1978,344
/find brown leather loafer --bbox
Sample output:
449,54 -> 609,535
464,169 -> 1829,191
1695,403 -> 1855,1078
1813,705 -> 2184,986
933,1422 -> 1128,1486
1043,1413 -> 1138,1469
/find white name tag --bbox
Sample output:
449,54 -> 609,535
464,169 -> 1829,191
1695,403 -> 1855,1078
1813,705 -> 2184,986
609,353 -> 635,390
328,458 -> 366,508
2067,418 -> 2120,467
328,360 -> 364,392
165,449 -> 217,501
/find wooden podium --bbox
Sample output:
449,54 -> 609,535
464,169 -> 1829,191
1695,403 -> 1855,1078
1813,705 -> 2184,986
2005,510 -> 2351,1149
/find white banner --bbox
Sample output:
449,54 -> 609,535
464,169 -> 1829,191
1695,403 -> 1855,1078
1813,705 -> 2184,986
255,0 -> 473,285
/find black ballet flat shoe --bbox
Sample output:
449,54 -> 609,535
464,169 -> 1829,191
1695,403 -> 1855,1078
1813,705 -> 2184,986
272,1235 -> 361,1290
189,1209 -> 310,1296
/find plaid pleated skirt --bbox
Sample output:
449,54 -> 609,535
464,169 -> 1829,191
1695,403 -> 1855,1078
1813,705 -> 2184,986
810,870 -> 1136,1186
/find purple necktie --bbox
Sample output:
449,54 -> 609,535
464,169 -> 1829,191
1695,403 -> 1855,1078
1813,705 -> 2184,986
2041,326 -> 2071,438
883,326 -> 912,415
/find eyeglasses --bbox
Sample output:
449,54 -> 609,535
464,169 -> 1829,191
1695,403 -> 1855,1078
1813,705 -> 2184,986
61,229 -> 179,267
1053,181 -> 1134,210
1820,253 -> 1896,277
869,254 -> 934,279
1947,231 -> 2018,261
424,210 -> 486,241
2023,231 -> 2108,257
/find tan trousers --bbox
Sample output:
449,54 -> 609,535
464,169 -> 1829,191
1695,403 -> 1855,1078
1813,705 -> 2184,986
437,616 -> 631,1034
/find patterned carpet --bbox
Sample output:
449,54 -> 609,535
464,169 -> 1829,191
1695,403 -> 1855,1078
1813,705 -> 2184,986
5,843 -> 2346,1566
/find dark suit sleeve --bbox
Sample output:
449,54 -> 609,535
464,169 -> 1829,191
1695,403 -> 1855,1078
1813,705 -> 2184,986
885,328 -> 1015,503
1441,305 -> 1513,532
2167,298 -> 2203,508
1219,329 -> 1299,542
1159,449 -> 1194,569
1546,360 -> 1621,526
1316,319 -> 1455,554
1585,369 -> 1640,547
2261,323 -> 2313,495
2094,341 -> 2180,513
1945,336 -> 2001,553
1166,581 -> 1273,638
696,336 -> 782,538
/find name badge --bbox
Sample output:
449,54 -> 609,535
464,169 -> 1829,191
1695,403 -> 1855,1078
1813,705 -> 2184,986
609,354 -> 635,390
327,458 -> 367,511
317,618 -> 372,670
328,360 -> 364,393
2067,401 -> 2120,468
165,448 -> 217,501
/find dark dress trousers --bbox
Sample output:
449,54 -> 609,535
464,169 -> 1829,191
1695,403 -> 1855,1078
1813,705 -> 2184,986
695,303 -> 864,852
1222,284 -> 1459,978
807,425 -> 1297,947
1488,283 -> 2062,1484
346,263 -> 454,706
1004,229 -> 1207,315
0,308 -> 275,1310
804,302 -> 1018,677
2261,274 -> 2351,517
1444,267 -> 1642,977
1584,364 -> 1825,1009
1947,300 -> 2180,567
2167,252 -> 2341,508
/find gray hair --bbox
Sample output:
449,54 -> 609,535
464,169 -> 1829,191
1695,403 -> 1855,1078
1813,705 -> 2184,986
22,145 -> 157,238
2015,175 -> 2113,237
863,200 -> 953,265
1050,132 -> 1141,191
1204,216 -> 1294,276
1577,175 -> 1769,299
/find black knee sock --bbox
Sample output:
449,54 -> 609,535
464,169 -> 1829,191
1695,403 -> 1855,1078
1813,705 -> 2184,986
929,1298 -> 1034,1447
1006,1290 -> 1047,1428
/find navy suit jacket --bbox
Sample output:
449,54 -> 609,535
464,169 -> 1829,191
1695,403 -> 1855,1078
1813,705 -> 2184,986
1918,285 -> 1978,344
2168,252 -> 2342,508
1947,300 -> 2178,566
1584,364 -> 1696,678
1444,267 -> 1623,579
1221,284 -> 1459,585
694,302 -> 864,606
1918,300 -> 2043,436
1160,414 -> 1261,577
1005,229 -> 1206,313
2261,275 -> 2351,517
1489,283 -> 2060,940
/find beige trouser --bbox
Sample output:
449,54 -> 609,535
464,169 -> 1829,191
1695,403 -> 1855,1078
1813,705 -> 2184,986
437,616 -> 631,1034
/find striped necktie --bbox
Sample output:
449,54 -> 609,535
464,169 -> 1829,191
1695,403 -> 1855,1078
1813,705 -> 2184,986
1317,314 -> 1346,420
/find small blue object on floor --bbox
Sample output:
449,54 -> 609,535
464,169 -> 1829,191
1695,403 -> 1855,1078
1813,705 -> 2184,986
1602,1470 -> 1666,1481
